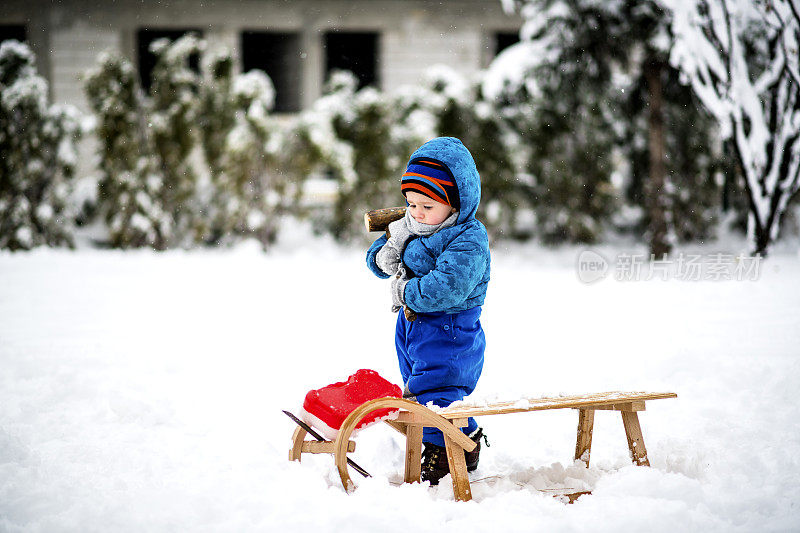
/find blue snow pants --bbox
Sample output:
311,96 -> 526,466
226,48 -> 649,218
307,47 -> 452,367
395,306 -> 485,447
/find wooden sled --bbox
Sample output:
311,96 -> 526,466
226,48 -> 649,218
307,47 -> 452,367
288,391 -> 677,502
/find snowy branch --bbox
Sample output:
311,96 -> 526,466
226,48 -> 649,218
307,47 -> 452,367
660,0 -> 800,253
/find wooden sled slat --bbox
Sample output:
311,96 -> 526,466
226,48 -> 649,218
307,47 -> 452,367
438,391 -> 677,419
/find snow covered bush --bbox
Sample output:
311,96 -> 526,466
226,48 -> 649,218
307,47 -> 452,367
148,34 -> 204,245
303,71 -> 428,240
658,0 -> 800,255
328,72 -> 417,239
195,48 -> 238,243
84,36 -> 202,249
0,40 -> 82,251
299,67 -> 524,242
84,51 -> 168,249
85,36 -> 303,250
197,47 -> 307,248
223,70 -> 303,247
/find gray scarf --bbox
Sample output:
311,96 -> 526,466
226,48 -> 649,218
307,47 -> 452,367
405,209 -> 459,237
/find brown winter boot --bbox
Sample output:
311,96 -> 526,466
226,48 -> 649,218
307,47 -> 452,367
421,442 -> 450,485
465,427 -> 488,472
422,428 -> 489,485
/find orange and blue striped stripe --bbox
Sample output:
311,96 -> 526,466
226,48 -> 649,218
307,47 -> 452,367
401,158 -> 459,209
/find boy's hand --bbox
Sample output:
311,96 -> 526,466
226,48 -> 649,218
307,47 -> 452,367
386,216 -> 413,246
375,215 -> 413,276
391,266 -> 411,311
375,244 -> 401,276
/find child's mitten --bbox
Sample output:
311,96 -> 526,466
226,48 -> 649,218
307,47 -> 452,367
375,244 -> 401,276
376,215 -> 414,276
387,214 -> 413,244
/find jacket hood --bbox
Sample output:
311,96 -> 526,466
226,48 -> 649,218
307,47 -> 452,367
407,137 -> 481,226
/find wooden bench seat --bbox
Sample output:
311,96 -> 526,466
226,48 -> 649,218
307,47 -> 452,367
289,391 -> 677,502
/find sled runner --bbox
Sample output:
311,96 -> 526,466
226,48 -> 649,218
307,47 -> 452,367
286,373 -> 677,502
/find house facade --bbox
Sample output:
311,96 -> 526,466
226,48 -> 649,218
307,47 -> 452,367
1,0 -> 521,116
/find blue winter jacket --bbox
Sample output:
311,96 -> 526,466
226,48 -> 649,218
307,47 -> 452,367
366,137 -> 490,314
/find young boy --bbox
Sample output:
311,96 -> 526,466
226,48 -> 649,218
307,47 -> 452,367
366,137 -> 490,485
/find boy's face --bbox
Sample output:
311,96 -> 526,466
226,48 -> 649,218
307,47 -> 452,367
405,191 -> 455,225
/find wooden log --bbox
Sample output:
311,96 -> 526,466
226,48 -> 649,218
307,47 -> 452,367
574,408 -> 595,467
364,207 -> 407,232
404,425 -> 423,483
621,411 -> 650,466
444,433 -> 473,502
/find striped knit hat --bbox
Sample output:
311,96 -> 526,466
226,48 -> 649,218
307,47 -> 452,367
401,158 -> 460,210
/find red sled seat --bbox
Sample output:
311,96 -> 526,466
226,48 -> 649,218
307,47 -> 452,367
299,369 -> 403,440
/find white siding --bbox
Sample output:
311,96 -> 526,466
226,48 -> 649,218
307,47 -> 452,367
50,24 -> 120,113
383,14 -> 484,91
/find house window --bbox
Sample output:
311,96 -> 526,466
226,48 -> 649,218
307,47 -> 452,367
136,28 -> 202,91
494,32 -> 520,56
0,24 -> 27,45
324,31 -> 379,90
241,31 -> 302,113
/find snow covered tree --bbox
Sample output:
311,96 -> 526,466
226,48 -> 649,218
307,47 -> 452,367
84,51 -> 168,249
500,0 -> 727,250
486,14 -> 619,245
0,40 -> 81,251
621,53 -> 726,244
515,80 -> 617,245
659,0 -> 800,254
623,1 -> 680,256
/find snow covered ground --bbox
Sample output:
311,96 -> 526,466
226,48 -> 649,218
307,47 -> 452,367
1,229 -> 799,532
